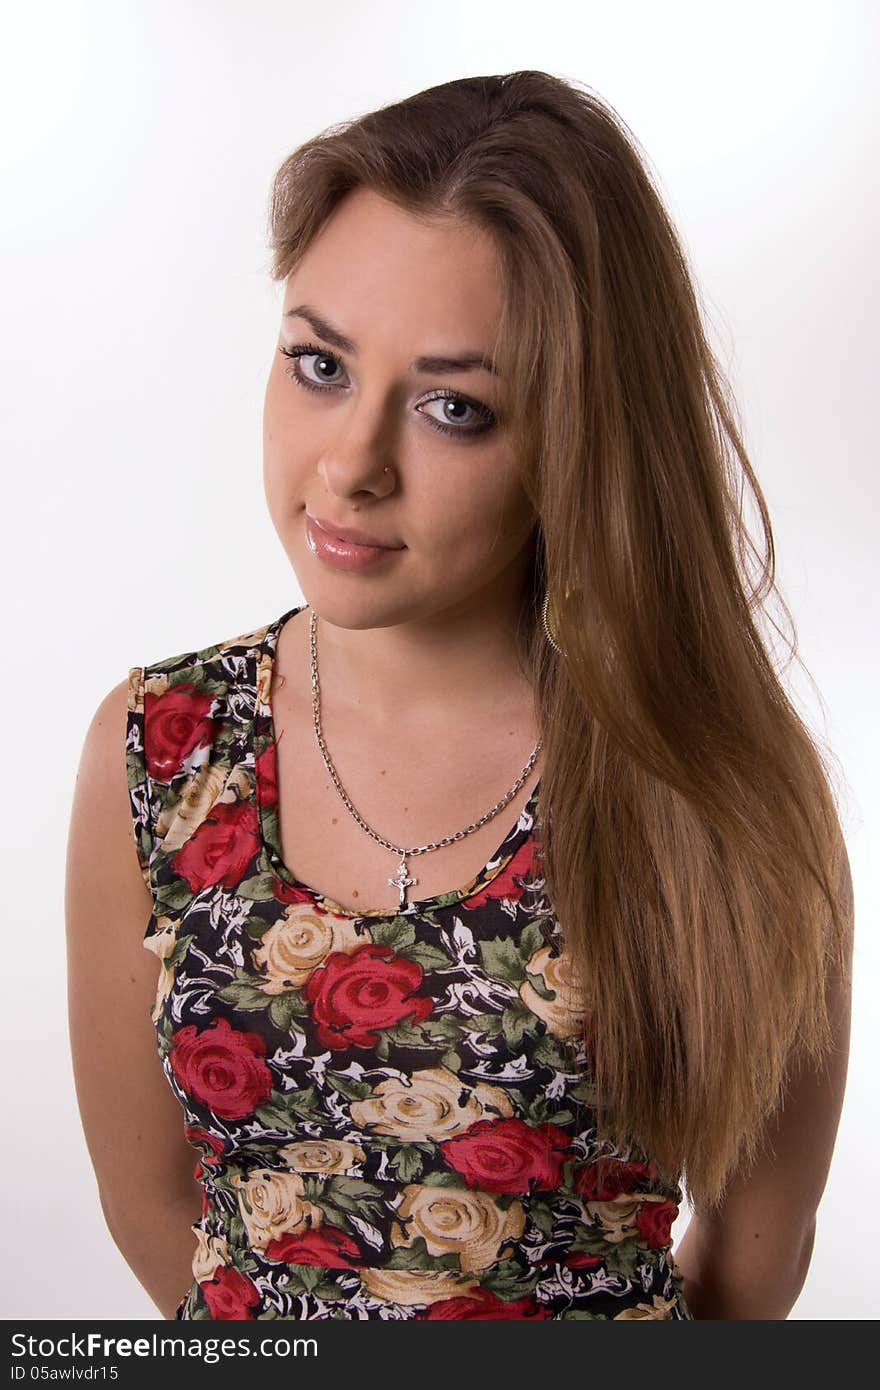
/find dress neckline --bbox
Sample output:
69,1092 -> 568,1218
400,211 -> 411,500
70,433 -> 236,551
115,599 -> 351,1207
250,602 -> 542,919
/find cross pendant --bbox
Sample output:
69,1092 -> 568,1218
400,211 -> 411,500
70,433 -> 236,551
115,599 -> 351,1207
388,853 -> 418,912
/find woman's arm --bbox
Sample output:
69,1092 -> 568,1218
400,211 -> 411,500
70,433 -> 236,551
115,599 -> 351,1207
675,843 -> 854,1319
66,677 -> 202,1320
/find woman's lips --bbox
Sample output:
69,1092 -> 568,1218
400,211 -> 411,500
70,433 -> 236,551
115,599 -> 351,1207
305,513 -> 405,572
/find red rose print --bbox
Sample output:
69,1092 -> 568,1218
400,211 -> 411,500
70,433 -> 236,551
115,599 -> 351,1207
170,1016 -> 273,1119
636,1198 -> 678,1250
172,800 -> 262,893
272,878 -> 331,908
561,1250 -> 604,1269
463,837 -> 539,910
303,942 -> 433,1050
264,1224 -> 363,1268
183,1125 -> 225,1165
144,682 -> 216,783
574,1159 -> 655,1202
255,740 -> 278,808
200,1265 -> 261,1319
424,1289 -> 552,1320
534,1251 -> 604,1270
440,1117 -> 572,1192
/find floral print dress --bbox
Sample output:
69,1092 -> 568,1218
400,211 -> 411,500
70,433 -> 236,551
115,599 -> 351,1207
125,602 -> 693,1321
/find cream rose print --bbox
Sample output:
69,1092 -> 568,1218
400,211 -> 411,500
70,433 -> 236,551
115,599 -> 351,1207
190,1225 -> 231,1283
349,1066 -> 514,1141
142,916 -> 181,1024
358,1268 -> 482,1306
251,903 -> 366,991
278,1139 -> 367,1175
519,943 -> 588,1038
229,1169 -> 324,1250
390,1184 -> 526,1274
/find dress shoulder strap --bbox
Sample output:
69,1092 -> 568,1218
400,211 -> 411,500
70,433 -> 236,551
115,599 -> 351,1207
124,619 -> 270,915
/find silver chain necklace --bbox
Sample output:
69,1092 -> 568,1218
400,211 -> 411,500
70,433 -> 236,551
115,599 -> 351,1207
308,606 -> 543,913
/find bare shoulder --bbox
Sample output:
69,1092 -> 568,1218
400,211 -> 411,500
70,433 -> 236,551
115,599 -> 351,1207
65,676 -> 196,1228
67,673 -> 151,913
66,674 -> 150,923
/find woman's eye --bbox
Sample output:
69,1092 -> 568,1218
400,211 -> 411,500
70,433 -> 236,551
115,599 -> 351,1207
279,343 -> 347,389
417,392 -> 496,438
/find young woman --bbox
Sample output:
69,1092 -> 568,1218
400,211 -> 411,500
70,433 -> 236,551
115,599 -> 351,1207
66,71 -> 853,1321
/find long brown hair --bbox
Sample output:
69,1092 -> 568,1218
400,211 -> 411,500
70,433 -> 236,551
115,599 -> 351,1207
265,71 -> 853,1213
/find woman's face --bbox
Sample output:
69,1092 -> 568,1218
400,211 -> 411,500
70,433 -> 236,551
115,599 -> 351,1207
262,187 -> 537,632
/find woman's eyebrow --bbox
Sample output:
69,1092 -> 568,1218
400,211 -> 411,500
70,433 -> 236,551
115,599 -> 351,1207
284,304 -> 500,376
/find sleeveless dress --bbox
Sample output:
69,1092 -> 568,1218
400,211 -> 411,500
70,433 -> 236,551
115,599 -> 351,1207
125,602 -> 694,1321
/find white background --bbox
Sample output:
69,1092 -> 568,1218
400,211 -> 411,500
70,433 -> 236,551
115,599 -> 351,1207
1,0 -> 876,1320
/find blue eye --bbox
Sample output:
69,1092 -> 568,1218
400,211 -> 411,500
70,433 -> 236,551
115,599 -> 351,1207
417,389 -> 495,436
277,342 -> 497,439
279,343 -> 346,389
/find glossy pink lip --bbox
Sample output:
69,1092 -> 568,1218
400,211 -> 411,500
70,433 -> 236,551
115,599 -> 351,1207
308,513 -> 404,549
305,513 -> 405,573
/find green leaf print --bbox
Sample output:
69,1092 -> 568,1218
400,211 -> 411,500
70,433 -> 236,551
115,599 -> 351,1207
325,1072 -> 374,1102
315,1184 -> 385,1229
569,1078 -> 599,1105
466,1012 -> 503,1038
314,1199 -> 364,1232
268,993 -> 307,1032
421,1014 -> 465,1045
167,668 -> 228,696
521,1096 -> 571,1127
167,933 -> 194,967
227,1213 -> 246,1245
529,1198 -> 556,1238
215,979 -> 276,1012
419,1169 -> 468,1188
521,1093 -> 553,1124
284,1086 -> 322,1118
252,1102 -> 296,1132
368,917 -> 417,952
388,1146 -> 424,1182
287,1264 -> 324,1293
480,1260 -> 541,1299
237,872 -> 281,902
244,913 -> 279,938
599,1235 -> 641,1281
402,941 -> 452,972
531,1034 -> 571,1071
500,1002 -> 538,1048
523,969 -> 556,1001
310,1278 -> 344,1301
253,1087 -> 320,1129
384,1017 -> 432,1049
439,1049 -> 461,1072
329,1176 -> 386,1202
311,1282 -> 347,1302
155,879 -> 193,913
478,935 -> 527,984
385,1237 -> 460,1272
419,1167 -> 467,1189
519,919 -> 548,959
